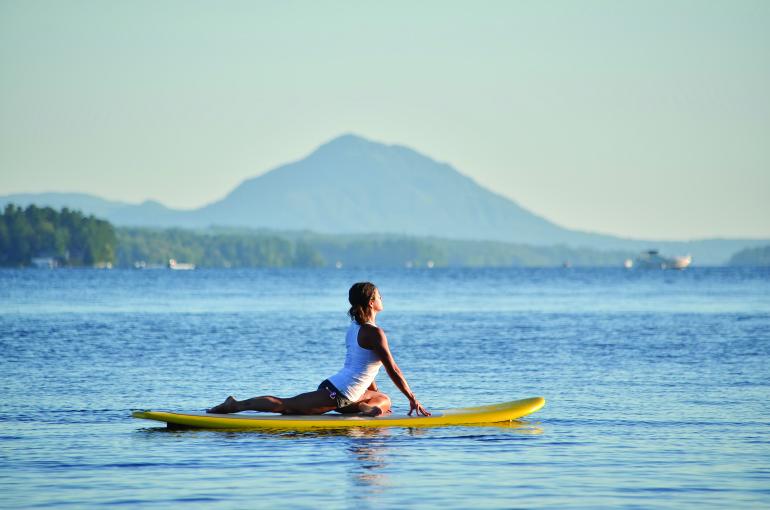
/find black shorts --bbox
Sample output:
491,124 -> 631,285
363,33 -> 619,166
317,379 -> 355,410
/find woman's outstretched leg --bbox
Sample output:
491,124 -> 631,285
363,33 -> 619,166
207,390 -> 336,415
207,395 -> 284,414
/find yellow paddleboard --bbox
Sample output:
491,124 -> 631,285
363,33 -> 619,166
132,396 -> 545,430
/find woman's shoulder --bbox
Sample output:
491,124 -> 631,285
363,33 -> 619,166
359,322 -> 385,339
357,323 -> 387,350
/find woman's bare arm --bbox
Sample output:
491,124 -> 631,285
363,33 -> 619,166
360,326 -> 430,416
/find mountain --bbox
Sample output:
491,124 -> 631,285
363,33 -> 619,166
186,134 -> 605,245
3,135 -> 588,243
2,134 -> 767,264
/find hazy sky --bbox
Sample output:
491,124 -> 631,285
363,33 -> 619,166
1,1 -> 768,240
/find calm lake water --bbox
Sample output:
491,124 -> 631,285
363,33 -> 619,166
1,267 -> 769,509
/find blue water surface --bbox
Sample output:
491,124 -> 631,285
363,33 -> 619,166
1,267 -> 769,509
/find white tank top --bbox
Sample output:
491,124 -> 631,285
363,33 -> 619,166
327,321 -> 383,401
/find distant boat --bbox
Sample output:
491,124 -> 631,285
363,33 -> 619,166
669,255 -> 693,270
635,250 -> 691,270
168,258 -> 195,270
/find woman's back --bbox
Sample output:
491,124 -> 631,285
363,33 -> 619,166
327,322 -> 382,401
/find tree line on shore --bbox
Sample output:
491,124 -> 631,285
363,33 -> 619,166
3,204 -> 767,268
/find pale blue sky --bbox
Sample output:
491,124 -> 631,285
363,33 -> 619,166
1,1 -> 768,240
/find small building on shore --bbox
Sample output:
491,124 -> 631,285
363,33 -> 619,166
168,259 -> 195,270
30,256 -> 59,269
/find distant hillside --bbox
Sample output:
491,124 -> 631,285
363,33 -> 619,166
271,231 -> 635,269
728,245 -> 770,266
0,193 -> 182,225
2,134 -> 768,265
116,227 -> 323,268
115,227 -> 634,269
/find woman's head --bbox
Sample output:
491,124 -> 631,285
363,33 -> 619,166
348,282 -> 381,324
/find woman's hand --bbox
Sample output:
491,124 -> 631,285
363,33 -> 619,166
408,397 -> 431,416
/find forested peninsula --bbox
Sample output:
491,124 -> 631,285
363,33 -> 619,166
2,204 -> 639,268
0,204 -> 116,267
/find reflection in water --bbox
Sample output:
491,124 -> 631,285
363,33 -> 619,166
338,421 -> 544,493
463,420 -> 545,434
135,419 -> 544,498
137,424 -> 393,490
344,427 -> 390,491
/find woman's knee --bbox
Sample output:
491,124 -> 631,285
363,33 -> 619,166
262,395 -> 287,413
372,392 -> 391,408
280,392 -> 334,415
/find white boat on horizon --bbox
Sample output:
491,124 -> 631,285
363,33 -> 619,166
634,250 -> 692,270
669,255 -> 692,269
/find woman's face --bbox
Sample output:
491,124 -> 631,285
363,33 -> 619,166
370,289 -> 384,313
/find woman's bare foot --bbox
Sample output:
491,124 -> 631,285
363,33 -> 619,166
207,396 -> 238,414
357,404 -> 383,417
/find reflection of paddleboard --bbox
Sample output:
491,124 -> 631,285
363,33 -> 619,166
132,396 -> 545,430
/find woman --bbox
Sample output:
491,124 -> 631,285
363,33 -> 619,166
207,282 -> 430,417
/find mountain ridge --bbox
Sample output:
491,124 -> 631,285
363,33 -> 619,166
189,133 -> 587,245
